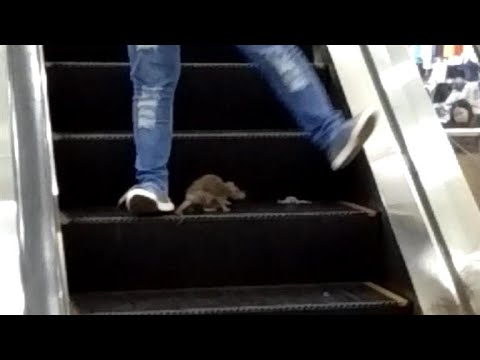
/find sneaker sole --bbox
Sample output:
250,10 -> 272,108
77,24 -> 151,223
331,107 -> 378,171
127,189 -> 175,215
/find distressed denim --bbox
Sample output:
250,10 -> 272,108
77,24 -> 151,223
128,45 -> 346,192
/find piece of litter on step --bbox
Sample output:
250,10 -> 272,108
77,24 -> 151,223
59,212 -> 72,225
322,292 -> 331,297
277,196 -> 313,205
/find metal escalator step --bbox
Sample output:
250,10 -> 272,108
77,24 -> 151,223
44,45 -> 315,63
63,203 -> 381,292
53,131 -> 369,209
46,63 -> 333,133
47,46 -> 406,312
72,282 -> 410,315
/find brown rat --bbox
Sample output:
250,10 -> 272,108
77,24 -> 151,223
175,174 -> 246,215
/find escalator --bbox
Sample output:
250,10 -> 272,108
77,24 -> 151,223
44,45 -> 415,315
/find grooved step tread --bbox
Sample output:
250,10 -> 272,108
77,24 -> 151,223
55,130 -> 375,209
46,63 -> 336,133
46,62 -> 328,68
72,282 -> 410,315
43,45 -> 315,63
62,202 -> 381,292
62,201 -> 377,223
54,130 -> 308,141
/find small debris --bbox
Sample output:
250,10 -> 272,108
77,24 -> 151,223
277,196 -> 312,205
59,212 -> 71,225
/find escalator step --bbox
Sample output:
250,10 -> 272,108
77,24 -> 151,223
47,45 -> 407,314
46,63 -> 333,133
63,203 -> 381,292
44,45 -> 315,63
72,282 -> 410,315
54,132 -> 368,209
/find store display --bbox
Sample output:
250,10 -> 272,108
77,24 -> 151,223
408,45 -> 480,128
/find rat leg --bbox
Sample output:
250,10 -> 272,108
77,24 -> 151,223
202,193 -> 220,213
217,198 -> 231,213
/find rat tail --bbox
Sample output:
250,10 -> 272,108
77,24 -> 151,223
175,200 -> 193,216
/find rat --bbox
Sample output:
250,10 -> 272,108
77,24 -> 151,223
175,174 -> 246,216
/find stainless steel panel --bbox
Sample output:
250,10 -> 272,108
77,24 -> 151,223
6,45 -> 70,315
365,45 -> 480,314
328,45 -> 473,314
0,45 -> 25,315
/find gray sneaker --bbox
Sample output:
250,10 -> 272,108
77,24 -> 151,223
327,107 -> 378,171
118,183 -> 175,215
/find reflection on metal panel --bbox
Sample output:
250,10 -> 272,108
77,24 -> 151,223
0,45 -> 25,315
328,45 -> 470,314
366,45 -> 480,314
0,45 -> 13,199
7,45 -> 70,315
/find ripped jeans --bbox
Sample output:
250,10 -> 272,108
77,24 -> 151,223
128,45 -> 346,193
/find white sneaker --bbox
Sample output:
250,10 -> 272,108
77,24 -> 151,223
118,183 -> 175,215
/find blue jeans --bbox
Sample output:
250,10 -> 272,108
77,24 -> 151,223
128,45 -> 346,193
